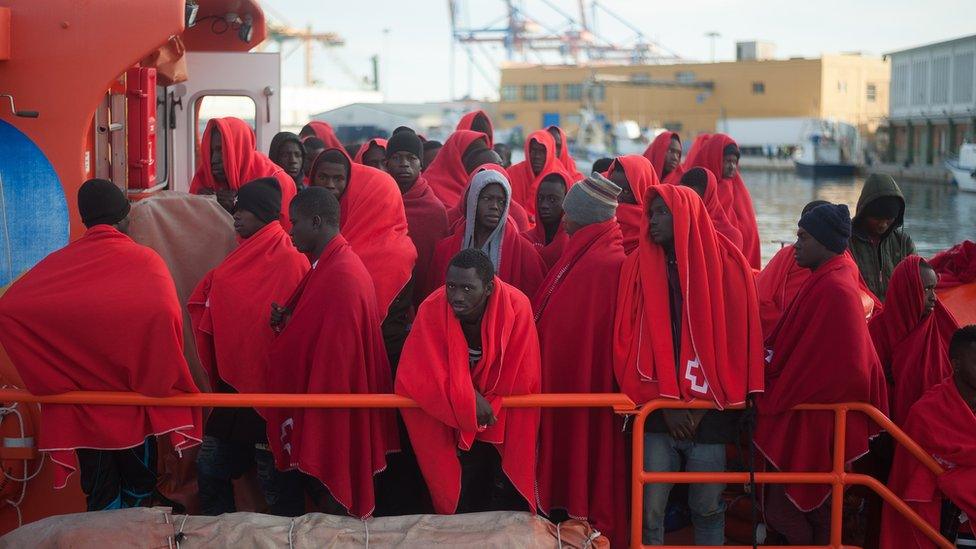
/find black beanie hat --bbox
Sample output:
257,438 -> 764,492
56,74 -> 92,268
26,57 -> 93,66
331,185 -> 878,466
234,178 -> 282,224
387,127 -> 423,159
799,203 -> 852,254
78,178 -> 130,228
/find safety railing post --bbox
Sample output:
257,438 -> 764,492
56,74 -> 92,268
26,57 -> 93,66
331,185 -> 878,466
829,406 -> 848,548
630,401 -> 650,549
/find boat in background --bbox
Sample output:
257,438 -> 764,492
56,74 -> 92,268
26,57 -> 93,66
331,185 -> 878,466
946,142 -> 976,193
792,120 -> 860,177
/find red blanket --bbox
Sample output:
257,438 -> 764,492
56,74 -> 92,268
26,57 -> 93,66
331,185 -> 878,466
428,223 -> 546,301
189,118 -> 297,228
424,130 -> 488,209
534,220 -> 629,546
880,379 -> 976,549
402,176 -> 450,308
683,167 -> 743,251
456,110 -> 494,147
613,185 -> 764,407
521,168 -> 575,269
642,131 -> 683,184
0,226 -> 202,488
188,221 -> 309,393
603,155 -> 661,254
507,130 -> 566,216
395,279 -> 541,514
305,121 -> 344,150
758,246 -> 881,336
546,125 -> 584,181
264,235 -> 399,519
321,148 -> 417,317
352,138 -> 387,165
929,240 -> 976,290
869,255 -> 959,426
688,134 -> 761,269
754,254 -> 889,511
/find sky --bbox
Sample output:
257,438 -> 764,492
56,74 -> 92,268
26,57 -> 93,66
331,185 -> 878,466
261,0 -> 976,103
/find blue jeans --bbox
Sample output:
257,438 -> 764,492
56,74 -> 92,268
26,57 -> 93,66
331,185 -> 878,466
642,432 -> 727,545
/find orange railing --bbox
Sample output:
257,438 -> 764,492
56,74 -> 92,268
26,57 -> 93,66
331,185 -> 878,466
0,389 -> 955,548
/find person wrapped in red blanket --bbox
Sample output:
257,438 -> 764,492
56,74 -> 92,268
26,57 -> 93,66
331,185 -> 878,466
754,202 -> 889,544
190,117 -> 297,226
423,130 -> 493,209
546,125 -> 584,181
352,138 -> 387,169
427,167 -> 546,301
522,169 -> 575,269
688,134 -> 762,269
535,175 -> 629,547
758,200 -> 881,336
880,325 -> 976,548
299,120 -> 344,150
265,188 -> 399,519
187,178 -> 310,516
642,131 -> 684,185
456,109 -> 494,147
396,248 -> 540,514
870,255 -> 959,426
929,240 -> 976,326
0,179 -> 202,511
613,184 -> 764,545
675,166 -> 743,251
603,155 -> 661,254
507,129 -> 567,217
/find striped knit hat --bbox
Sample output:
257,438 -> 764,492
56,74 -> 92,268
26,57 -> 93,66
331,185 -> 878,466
562,172 -> 621,225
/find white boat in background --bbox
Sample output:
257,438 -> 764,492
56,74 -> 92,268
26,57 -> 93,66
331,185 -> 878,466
792,120 -> 860,177
946,143 -> 976,193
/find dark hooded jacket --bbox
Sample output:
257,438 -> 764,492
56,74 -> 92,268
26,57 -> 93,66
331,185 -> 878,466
849,174 -> 916,300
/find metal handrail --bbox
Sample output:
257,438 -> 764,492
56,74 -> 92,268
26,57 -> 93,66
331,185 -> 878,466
0,389 -> 954,548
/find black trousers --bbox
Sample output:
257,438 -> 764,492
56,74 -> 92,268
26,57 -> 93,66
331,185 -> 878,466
456,441 -> 530,514
76,438 -> 157,512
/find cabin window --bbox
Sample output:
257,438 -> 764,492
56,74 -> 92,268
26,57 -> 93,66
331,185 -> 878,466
194,95 -> 257,167
752,81 -> 765,94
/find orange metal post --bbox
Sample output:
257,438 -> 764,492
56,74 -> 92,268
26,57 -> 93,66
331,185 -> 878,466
830,406 -> 847,547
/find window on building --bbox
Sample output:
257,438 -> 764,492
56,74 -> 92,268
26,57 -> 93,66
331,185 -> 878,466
932,56 -> 950,104
543,84 -> 560,101
953,52 -> 975,103
501,85 -> 518,102
837,80 -> 848,93
675,71 -> 696,84
502,112 -> 517,121
590,84 -> 606,102
664,122 -> 683,132
564,83 -> 583,101
866,83 -> 877,102
911,59 -> 929,105
522,85 -> 539,101
752,81 -> 765,94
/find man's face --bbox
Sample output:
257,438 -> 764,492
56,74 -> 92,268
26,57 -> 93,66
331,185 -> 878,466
536,178 -> 566,227
422,146 -> 441,171
647,195 -> 674,246
493,143 -> 512,168
953,343 -> 976,389
863,216 -> 895,238
361,145 -> 386,170
475,183 -> 506,232
529,140 -> 548,175
210,127 -> 226,183
547,127 -> 563,157
794,227 -> 828,269
722,153 -> 738,179
446,265 -> 492,321
288,208 -> 318,254
664,137 -> 682,175
311,162 -> 348,199
610,165 -> 637,205
233,208 -> 266,239
275,141 -> 304,179
384,151 -> 421,188
920,265 -> 938,317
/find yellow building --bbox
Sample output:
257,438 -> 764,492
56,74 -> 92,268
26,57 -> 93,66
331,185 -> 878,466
496,54 -> 890,141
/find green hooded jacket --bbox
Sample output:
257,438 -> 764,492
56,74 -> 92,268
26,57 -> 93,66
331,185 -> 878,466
849,174 -> 916,301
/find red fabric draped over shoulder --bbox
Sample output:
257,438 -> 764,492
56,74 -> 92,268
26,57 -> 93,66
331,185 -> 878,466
188,221 -> 309,393
401,175 -> 450,308
456,110 -> 494,147
522,169 -> 575,269
754,253 -> 889,511
643,131 -> 683,184
929,240 -> 976,290
305,121 -> 344,150
604,155 -> 660,254
395,279 -> 541,514
332,148 -> 417,317
690,134 -> 761,268
758,246 -> 880,336
190,117 -> 297,229
264,236 -> 399,519
613,185 -> 764,408
0,226 -> 202,488
546,125 -> 583,180
534,220 -> 629,546
679,167 -> 743,251
424,130 -> 488,208
880,379 -> 976,549
353,138 -> 387,165
869,256 -> 959,426
507,130 -> 564,216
